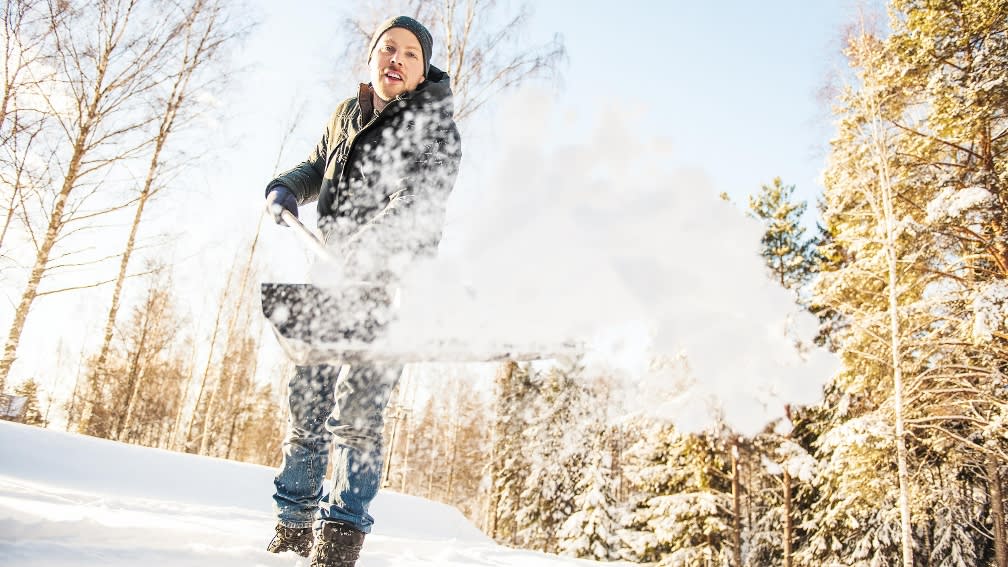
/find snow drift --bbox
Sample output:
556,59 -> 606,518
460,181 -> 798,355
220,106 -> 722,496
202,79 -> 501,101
0,421 -> 619,566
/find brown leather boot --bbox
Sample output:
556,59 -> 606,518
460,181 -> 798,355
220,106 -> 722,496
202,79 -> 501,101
266,523 -> 314,557
308,521 -> 365,567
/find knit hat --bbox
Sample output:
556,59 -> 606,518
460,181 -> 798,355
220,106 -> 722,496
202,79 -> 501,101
367,16 -> 433,77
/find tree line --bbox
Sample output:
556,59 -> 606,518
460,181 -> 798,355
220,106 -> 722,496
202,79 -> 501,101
2,0 -> 1004,566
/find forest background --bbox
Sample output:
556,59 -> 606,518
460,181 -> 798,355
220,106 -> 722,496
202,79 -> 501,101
1,1 -> 1006,566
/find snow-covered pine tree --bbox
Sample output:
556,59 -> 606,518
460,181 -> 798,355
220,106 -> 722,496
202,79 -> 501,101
808,219 -> 848,350
809,0 -> 1008,563
557,427 -> 622,561
885,1 -> 1008,561
486,361 -> 535,543
623,421 -> 734,567
795,413 -> 905,565
515,360 -> 594,553
747,177 -> 822,567
740,432 -> 810,567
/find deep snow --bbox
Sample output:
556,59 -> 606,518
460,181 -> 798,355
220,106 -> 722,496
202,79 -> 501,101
0,421 -> 628,566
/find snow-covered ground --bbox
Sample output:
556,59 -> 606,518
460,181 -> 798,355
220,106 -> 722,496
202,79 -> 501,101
0,421 -> 624,566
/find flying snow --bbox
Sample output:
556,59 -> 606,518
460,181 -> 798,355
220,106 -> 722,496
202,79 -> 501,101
304,91 -> 838,436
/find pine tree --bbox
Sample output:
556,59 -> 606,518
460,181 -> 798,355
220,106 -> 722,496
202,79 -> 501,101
748,177 -> 817,294
808,1 -> 1008,563
748,178 -> 822,567
515,361 -> 593,553
13,378 -> 43,426
487,361 -> 534,543
808,219 -> 848,350
623,422 -> 734,566
796,413 -> 905,565
557,435 -> 622,561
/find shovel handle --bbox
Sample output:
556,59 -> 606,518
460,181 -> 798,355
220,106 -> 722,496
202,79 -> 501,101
267,195 -> 337,263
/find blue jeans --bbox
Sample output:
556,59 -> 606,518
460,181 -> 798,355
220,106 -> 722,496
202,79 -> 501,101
272,362 -> 402,534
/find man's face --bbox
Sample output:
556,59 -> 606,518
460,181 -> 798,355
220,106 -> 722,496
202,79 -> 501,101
369,27 -> 425,102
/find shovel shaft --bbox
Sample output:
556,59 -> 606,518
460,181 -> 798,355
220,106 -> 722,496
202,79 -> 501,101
267,196 -> 337,263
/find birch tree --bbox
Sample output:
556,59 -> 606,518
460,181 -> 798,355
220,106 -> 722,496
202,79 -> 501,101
173,226 -> 271,459
0,0 -> 59,260
88,0 -> 236,433
0,0 -> 226,390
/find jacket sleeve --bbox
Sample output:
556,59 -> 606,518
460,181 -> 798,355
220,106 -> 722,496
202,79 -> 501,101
264,110 -> 338,205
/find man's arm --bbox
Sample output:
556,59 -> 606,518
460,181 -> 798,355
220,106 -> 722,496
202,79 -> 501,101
264,109 -> 341,205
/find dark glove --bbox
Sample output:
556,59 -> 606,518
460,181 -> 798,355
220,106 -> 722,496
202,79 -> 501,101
266,186 -> 298,226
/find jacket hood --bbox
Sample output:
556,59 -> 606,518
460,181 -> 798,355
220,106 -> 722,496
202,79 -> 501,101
411,64 -> 454,118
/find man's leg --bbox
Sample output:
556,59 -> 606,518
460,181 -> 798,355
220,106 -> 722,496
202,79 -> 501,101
272,364 -> 342,528
318,361 -> 403,534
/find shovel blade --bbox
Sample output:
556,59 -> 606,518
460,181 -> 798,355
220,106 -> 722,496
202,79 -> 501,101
260,282 -> 394,362
261,282 -> 582,365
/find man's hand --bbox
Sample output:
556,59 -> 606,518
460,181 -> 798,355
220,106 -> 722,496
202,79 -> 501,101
266,186 -> 298,226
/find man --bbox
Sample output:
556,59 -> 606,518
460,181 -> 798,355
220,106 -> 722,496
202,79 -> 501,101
262,16 -> 461,567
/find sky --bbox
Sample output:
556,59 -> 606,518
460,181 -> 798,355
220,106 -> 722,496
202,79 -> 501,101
181,0 -> 864,288
0,420 -> 624,566
1,0 -> 869,432
524,0 -> 858,207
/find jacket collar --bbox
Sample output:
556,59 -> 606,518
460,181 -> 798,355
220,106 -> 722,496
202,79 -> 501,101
357,83 -> 377,119
357,64 -> 455,119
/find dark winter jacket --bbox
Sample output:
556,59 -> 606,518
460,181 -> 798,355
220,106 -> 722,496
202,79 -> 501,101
266,65 -> 461,276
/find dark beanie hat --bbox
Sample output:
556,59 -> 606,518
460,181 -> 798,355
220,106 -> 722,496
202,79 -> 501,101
367,16 -> 433,77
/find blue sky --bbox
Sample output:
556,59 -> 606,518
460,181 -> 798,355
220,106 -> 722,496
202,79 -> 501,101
522,0 -> 860,212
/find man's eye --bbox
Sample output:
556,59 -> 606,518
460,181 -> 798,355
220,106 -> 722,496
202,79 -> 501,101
407,52 -> 418,58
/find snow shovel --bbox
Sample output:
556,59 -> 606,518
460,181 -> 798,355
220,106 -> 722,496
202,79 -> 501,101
259,202 -> 581,366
